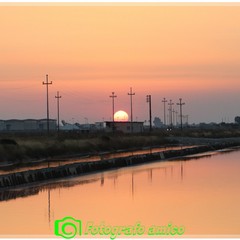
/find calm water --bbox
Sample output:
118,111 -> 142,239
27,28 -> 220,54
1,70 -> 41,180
0,149 -> 240,237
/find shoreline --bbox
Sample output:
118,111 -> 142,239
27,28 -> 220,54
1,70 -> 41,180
2,135 -> 240,171
0,143 -> 192,174
0,141 -> 239,190
1,130 -> 240,168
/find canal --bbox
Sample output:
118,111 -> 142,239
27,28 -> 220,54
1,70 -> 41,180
0,148 -> 240,237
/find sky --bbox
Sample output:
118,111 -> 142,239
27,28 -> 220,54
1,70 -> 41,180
1,3 -> 240,124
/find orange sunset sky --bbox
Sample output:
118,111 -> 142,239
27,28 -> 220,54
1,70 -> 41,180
1,3 -> 240,124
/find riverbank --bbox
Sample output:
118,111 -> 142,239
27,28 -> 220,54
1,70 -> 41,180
0,141 -> 239,189
0,133 -> 176,168
1,130 -> 240,170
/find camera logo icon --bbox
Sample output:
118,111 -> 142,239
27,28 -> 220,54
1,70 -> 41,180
54,216 -> 82,239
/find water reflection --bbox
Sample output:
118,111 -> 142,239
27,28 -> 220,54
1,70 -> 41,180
0,161 -> 185,202
48,189 -> 51,226
181,161 -> 183,181
132,172 -> 134,199
0,160 -> 187,236
100,173 -> 104,186
1,149 -> 240,236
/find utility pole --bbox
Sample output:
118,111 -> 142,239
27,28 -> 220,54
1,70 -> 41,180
177,98 -> 185,130
42,74 -> 52,134
172,108 -> 175,126
128,87 -> 135,133
162,98 -> 167,126
55,91 -> 62,133
168,100 -> 174,128
109,92 -> 117,132
146,95 -> 152,132
175,110 -> 178,126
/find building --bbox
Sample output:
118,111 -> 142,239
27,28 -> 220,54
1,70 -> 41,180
0,119 -> 57,132
105,121 -> 144,133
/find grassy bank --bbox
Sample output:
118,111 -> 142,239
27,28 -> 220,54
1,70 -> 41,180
0,133 -> 175,164
1,127 -> 240,165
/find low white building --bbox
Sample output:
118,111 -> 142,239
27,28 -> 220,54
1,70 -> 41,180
0,119 -> 57,132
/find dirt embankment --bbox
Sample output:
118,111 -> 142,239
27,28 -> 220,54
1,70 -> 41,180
0,141 -> 240,189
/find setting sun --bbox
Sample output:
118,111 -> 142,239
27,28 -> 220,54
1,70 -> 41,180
114,110 -> 129,122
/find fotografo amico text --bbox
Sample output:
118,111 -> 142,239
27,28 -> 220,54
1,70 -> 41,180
54,216 -> 185,239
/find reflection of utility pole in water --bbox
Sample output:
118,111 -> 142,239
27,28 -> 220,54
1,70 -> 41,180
131,172 -> 135,199
101,174 -> 104,186
48,188 -> 51,226
181,161 -> 184,181
113,175 -> 118,188
148,168 -> 153,183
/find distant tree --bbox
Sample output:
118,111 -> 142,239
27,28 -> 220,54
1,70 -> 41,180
153,117 -> 163,128
235,116 -> 240,125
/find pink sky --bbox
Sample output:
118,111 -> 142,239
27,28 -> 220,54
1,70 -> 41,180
1,4 -> 240,124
